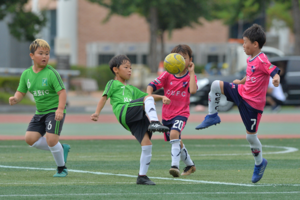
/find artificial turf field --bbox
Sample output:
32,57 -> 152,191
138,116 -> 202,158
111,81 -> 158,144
0,139 -> 299,200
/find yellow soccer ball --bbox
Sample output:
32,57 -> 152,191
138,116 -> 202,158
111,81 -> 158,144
163,53 -> 186,75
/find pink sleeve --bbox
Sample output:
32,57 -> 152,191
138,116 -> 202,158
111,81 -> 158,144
148,71 -> 168,91
259,54 -> 277,76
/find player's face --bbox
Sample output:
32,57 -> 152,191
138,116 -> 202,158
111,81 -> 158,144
178,52 -> 192,69
243,37 -> 257,56
117,60 -> 132,80
30,47 -> 50,68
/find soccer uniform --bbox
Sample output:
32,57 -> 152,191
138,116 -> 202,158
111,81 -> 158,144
103,79 -> 150,143
223,52 -> 279,132
17,65 -> 66,135
148,71 -> 197,141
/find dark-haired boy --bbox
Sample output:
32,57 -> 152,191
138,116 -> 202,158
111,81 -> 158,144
195,24 -> 281,183
91,55 -> 170,185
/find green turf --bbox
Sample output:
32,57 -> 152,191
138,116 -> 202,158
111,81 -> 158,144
0,139 -> 299,200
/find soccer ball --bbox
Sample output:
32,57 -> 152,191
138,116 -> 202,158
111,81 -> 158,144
163,53 -> 185,74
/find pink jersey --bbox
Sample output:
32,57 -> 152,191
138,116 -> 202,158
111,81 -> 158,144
149,71 -> 197,121
238,52 -> 279,111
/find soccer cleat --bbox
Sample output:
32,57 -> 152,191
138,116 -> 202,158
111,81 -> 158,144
148,121 -> 169,133
62,144 -> 71,163
136,175 -> 156,185
252,158 -> 268,183
181,164 -> 196,176
53,167 -> 68,177
195,113 -> 221,130
169,166 -> 180,177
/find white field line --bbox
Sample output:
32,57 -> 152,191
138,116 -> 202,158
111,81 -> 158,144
0,165 -> 300,187
0,191 -> 300,197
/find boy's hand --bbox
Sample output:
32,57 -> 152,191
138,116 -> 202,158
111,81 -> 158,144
91,113 -> 99,121
188,62 -> 195,73
8,97 -> 18,105
162,96 -> 171,105
55,109 -> 64,121
272,74 -> 280,87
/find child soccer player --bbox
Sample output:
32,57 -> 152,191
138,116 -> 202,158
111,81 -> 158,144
147,44 -> 197,177
195,24 -> 281,183
90,55 -> 170,185
9,39 -> 70,177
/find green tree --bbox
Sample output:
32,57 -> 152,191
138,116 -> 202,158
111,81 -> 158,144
0,0 -> 46,41
213,0 -> 300,55
88,0 -> 213,72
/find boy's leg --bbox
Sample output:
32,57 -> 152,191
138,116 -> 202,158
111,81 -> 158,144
26,131 -> 50,151
136,132 -> 155,185
195,80 -> 223,130
180,143 -> 196,176
45,113 -> 69,177
169,129 -> 181,177
144,96 -> 169,132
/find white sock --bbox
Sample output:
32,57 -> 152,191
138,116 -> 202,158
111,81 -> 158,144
246,134 -> 263,165
180,144 -> 194,166
208,80 -> 221,114
170,139 -> 181,168
31,137 -> 50,151
139,145 -> 152,175
49,142 -> 65,167
144,96 -> 159,121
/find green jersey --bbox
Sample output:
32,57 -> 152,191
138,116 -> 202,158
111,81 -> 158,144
17,65 -> 66,115
103,80 -> 147,124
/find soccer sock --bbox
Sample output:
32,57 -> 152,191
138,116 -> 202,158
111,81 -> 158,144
144,96 -> 159,122
49,142 -> 65,167
170,139 -> 181,168
139,145 -> 152,176
180,144 -> 194,166
246,133 -> 263,165
208,80 -> 221,115
31,137 -> 50,151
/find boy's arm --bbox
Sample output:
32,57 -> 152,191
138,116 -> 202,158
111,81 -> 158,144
9,91 -> 26,106
188,62 -> 197,94
55,89 -> 67,121
91,95 -> 108,121
233,76 -> 246,84
151,94 -> 170,105
147,85 -> 154,95
272,74 -> 280,87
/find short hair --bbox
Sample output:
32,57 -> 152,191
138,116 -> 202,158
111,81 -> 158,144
29,39 -> 50,54
171,44 -> 193,59
243,24 -> 266,49
109,55 -> 131,75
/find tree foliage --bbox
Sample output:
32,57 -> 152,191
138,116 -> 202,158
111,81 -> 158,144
0,0 -> 46,41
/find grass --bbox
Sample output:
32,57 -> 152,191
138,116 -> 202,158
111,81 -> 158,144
0,139 -> 299,200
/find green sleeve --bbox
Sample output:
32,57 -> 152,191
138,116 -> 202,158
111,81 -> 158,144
49,69 -> 65,92
103,80 -> 114,99
132,86 -> 147,99
17,71 -> 28,93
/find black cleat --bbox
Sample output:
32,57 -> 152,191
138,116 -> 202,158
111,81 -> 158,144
148,121 -> 169,133
169,166 -> 180,177
136,175 -> 156,185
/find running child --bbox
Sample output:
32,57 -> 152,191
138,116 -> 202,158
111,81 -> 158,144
195,24 -> 281,183
9,39 -> 70,177
147,44 -> 197,177
91,55 -> 170,185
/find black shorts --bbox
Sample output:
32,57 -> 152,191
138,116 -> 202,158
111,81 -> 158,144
120,97 -> 152,143
27,112 -> 66,136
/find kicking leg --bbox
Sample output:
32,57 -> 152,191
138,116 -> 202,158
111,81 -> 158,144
25,131 -> 49,151
195,80 -> 222,130
144,95 -> 169,133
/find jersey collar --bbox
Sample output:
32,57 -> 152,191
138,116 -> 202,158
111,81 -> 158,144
249,52 -> 263,62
